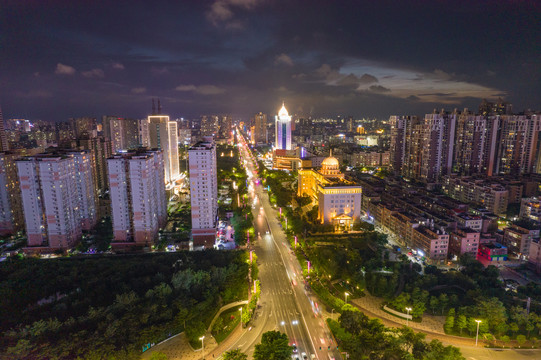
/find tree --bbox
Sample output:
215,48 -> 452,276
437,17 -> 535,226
444,315 -> 455,333
223,349 -> 248,360
516,334 -> 527,348
509,322 -> 519,336
475,297 -> 507,332
501,335 -> 510,348
423,339 -> 465,360
149,352 -> 168,360
456,315 -> 467,335
253,331 -> 292,360
429,296 -> 439,315
439,293 -> 449,315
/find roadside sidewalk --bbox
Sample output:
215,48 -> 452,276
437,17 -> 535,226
350,294 -> 482,347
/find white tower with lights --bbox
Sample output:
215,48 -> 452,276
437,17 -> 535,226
275,102 -> 292,150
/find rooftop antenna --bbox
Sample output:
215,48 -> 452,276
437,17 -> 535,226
152,98 -> 156,115
158,99 -> 162,114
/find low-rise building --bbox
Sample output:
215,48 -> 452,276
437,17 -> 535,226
478,242 -> 508,262
503,224 -> 536,257
449,227 -> 480,258
520,197 -> 541,223
454,213 -> 483,231
442,175 -> 509,216
411,226 -> 449,263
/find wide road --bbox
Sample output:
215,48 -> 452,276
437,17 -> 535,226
223,132 -> 340,360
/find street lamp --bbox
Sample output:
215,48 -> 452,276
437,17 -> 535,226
239,307 -> 243,329
345,292 -> 349,304
475,320 -> 482,346
405,307 -> 412,327
199,336 -> 205,359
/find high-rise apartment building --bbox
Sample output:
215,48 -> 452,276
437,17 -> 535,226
189,136 -> 218,248
16,151 -> 97,251
102,116 -> 142,153
275,103 -> 292,150
253,112 -> 267,144
453,114 -> 500,176
402,119 -> 423,179
70,117 -> 97,138
420,112 -> 457,183
0,106 -> 9,151
78,135 -> 112,195
218,115 -> 232,140
0,152 -> 24,235
201,115 -> 219,136
389,116 -> 418,174
496,115 -> 540,175
107,149 -> 166,248
148,115 -> 180,185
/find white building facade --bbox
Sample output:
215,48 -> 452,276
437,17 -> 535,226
16,151 -> 96,251
188,136 -> 218,247
108,149 -> 166,247
275,103 -> 292,150
148,115 -> 180,185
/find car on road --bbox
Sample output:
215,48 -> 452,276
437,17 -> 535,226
301,352 -> 308,359
292,344 -> 298,353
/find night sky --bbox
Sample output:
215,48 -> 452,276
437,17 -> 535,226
1,0 -> 539,121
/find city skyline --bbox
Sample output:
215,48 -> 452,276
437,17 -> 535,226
1,0 -> 539,122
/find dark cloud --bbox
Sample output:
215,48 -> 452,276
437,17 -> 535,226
419,92 -> 457,97
369,85 -> 391,93
359,74 -> 378,84
406,95 -> 420,101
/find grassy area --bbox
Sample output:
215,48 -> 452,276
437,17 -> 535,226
211,307 -> 241,344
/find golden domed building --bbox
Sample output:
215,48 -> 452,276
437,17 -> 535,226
298,153 -> 362,231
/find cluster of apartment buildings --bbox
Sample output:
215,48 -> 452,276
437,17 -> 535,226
389,104 -> 541,183
0,104 -> 187,253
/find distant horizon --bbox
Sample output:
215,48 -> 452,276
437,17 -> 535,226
3,96 -> 536,124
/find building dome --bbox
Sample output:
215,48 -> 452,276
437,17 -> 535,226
321,156 -> 339,168
278,103 -> 289,117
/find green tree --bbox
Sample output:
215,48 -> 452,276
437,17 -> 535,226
509,322 -> 519,336
223,349 -> 248,360
501,335 -> 510,347
149,352 -> 168,360
253,331 -> 293,360
516,334 -> 527,347
429,296 -> 439,315
475,297 -> 508,332
456,315 -> 467,335
467,317 -> 478,336
439,293 -> 449,315
444,315 -> 455,333
212,317 -> 224,333
422,339 -> 465,360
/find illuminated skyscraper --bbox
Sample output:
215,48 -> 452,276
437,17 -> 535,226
148,115 -> 180,185
275,103 -> 292,150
